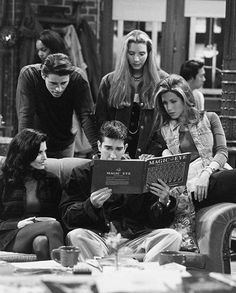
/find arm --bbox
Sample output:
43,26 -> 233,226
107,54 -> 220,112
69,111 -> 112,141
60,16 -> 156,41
147,179 -> 177,227
95,74 -> 111,130
73,73 -> 99,154
194,112 -> 228,201
16,66 -> 36,131
59,165 -> 111,232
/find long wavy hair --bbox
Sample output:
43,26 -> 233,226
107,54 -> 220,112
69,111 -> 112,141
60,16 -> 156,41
35,29 -> 68,63
155,74 -> 200,127
1,129 -> 47,184
109,30 -> 162,108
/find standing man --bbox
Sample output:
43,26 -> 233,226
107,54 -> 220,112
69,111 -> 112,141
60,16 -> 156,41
180,59 -> 206,111
60,120 -> 182,262
16,53 -> 98,158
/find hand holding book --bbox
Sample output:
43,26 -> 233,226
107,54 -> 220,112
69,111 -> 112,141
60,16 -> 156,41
148,178 -> 171,205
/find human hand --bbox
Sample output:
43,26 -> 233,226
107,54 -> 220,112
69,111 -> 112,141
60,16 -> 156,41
194,171 -> 210,201
17,217 -> 36,229
148,178 -> 170,205
139,154 -> 155,160
90,187 -> 112,208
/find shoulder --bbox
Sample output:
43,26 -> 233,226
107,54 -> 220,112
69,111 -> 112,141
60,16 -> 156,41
71,67 -> 88,81
100,71 -> 114,85
205,111 -> 219,121
159,69 -> 169,80
19,64 -> 41,76
71,161 -> 93,178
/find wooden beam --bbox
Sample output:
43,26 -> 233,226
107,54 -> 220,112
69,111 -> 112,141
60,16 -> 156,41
100,0 -> 113,76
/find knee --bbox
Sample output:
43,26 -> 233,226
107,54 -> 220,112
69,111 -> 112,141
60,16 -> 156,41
33,235 -> 49,260
45,220 -> 64,235
66,228 -> 87,246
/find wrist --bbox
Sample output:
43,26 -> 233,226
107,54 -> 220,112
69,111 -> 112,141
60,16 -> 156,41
159,198 -> 171,207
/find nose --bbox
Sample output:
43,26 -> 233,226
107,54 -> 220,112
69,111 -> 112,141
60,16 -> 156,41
110,151 -> 117,160
55,84 -> 63,92
42,151 -> 47,160
134,54 -> 140,62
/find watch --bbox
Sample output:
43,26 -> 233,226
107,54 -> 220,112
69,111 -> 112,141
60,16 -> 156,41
165,199 -> 171,207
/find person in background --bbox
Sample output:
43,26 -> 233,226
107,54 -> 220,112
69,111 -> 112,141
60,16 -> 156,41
0,129 -> 64,260
96,30 -> 168,159
60,120 -> 182,262
35,29 -> 68,63
180,59 -> 206,111
16,53 -> 98,158
154,74 -> 236,251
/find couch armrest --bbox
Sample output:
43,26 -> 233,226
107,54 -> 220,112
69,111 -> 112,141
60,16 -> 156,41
196,202 -> 236,273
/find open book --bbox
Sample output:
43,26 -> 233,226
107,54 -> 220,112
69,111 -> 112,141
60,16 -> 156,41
91,152 -> 191,194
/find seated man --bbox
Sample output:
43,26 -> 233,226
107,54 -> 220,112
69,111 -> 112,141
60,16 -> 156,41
180,59 -> 206,111
59,120 -> 181,262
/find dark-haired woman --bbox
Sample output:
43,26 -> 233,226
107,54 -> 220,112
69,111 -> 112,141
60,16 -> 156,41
0,129 -> 64,260
35,29 -> 68,63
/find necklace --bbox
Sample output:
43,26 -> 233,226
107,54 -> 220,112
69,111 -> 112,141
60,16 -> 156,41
131,74 -> 143,81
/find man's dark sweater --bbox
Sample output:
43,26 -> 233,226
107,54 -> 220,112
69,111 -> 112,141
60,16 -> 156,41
16,64 -> 98,152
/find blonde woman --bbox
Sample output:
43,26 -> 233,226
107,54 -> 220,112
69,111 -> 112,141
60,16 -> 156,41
96,30 -> 168,159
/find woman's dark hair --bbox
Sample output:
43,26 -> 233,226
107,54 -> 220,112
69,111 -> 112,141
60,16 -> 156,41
35,29 -> 68,62
1,129 -> 47,184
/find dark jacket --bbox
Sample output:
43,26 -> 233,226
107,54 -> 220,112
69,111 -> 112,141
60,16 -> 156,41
59,161 -> 177,238
0,171 -> 62,250
16,64 -> 98,153
95,71 -> 168,158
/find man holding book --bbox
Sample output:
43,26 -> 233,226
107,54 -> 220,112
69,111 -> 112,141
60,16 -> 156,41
59,120 -> 181,262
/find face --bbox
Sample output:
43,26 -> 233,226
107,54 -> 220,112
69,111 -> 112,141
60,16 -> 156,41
191,67 -> 206,90
98,137 -> 128,160
161,92 -> 185,120
30,141 -> 47,170
127,42 -> 148,72
43,74 -> 70,98
36,40 -> 51,62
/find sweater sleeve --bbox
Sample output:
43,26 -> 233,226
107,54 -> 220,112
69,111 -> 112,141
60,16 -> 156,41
16,66 -> 36,132
207,112 -> 228,167
73,70 -> 99,154
59,164 -> 106,232
95,74 -> 111,130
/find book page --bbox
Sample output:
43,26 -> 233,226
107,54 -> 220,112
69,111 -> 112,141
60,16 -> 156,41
145,153 -> 191,189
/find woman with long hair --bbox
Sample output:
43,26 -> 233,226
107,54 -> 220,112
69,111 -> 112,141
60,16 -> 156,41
96,30 -> 168,159
0,129 -> 64,260
35,29 -> 68,63
154,74 -> 236,251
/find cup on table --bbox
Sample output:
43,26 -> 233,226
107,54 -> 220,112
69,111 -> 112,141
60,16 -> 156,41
51,246 -> 80,268
159,251 -> 186,266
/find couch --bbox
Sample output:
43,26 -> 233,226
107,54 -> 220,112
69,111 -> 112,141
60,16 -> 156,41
1,156 -> 236,273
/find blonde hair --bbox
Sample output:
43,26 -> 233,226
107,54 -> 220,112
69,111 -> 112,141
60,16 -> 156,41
109,30 -> 161,108
155,74 -> 200,126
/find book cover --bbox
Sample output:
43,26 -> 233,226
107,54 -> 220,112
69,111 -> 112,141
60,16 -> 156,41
91,152 -> 191,194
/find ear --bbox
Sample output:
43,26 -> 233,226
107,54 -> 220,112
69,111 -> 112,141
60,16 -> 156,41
41,71 -> 46,80
97,140 -> 102,152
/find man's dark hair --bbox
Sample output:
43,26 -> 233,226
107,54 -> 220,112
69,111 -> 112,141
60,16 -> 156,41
180,59 -> 204,81
41,53 -> 74,77
99,120 -> 128,143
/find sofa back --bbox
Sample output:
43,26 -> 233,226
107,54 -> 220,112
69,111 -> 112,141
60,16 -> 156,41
0,156 -> 91,187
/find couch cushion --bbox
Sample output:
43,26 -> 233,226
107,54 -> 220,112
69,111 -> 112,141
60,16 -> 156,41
45,157 -> 91,186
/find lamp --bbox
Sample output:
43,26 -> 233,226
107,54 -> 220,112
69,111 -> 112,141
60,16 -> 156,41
203,18 -> 218,59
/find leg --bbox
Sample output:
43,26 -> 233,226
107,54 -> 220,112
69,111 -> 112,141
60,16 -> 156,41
32,236 -> 49,260
9,221 -> 64,259
66,228 -> 109,261
124,228 -> 182,262
194,169 -> 236,210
